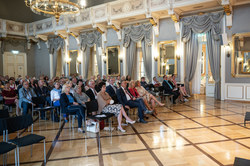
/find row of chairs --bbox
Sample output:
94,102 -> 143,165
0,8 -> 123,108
0,111 -> 46,166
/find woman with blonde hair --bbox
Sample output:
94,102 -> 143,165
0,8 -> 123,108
135,80 -> 165,115
128,80 -> 153,111
60,83 -> 86,133
66,80 -> 74,94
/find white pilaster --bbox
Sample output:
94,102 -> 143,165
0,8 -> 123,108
49,54 -> 53,79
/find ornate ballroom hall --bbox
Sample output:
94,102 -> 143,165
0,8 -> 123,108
1,0 -> 250,165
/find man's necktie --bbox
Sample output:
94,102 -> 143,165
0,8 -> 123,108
125,89 -> 133,100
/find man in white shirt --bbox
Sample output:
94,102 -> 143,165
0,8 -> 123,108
86,80 -> 98,101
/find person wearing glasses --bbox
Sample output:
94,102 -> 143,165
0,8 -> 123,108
60,84 -> 86,133
19,81 -> 37,115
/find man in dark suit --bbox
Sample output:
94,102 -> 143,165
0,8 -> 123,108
106,77 -> 118,103
86,79 -> 98,101
162,75 -> 180,104
34,79 -> 51,119
116,80 -> 148,123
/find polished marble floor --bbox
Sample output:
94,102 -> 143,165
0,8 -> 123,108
1,95 -> 250,166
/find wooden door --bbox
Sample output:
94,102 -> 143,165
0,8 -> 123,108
3,52 -> 27,78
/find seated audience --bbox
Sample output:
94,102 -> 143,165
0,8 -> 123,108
152,77 -> 161,87
102,75 -> 107,82
106,77 -> 118,103
9,79 -> 17,90
128,80 -> 153,112
96,75 -> 102,84
77,79 -> 85,93
35,79 -> 51,104
74,85 -> 90,108
2,82 -> 19,115
84,80 -> 90,91
135,80 -> 164,115
126,75 -> 131,81
66,81 -> 75,94
72,77 -> 78,88
97,82 -> 135,132
86,80 -> 98,101
60,84 -> 85,133
35,79 -> 51,119
50,82 -> 61,107
116,80 -> 149,123
162,75 -> 180,104
47,80 -> 54,91
114,75 -> 120,87
19,81 -> 37,115
170,74 -> 190,99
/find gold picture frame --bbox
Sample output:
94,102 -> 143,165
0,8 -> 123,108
68,50 -> 79,75
157,40 -> 177,77
106,46 -> 120,76
231,32 -> 250,77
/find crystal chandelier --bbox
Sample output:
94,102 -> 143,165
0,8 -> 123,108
25,0 -> 86,23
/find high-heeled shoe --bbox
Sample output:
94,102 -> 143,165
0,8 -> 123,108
159,103 -> 165,106
126,120 -> 136,124
117,126 -> 126,132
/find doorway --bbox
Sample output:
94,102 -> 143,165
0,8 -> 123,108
3,52 -> 27,78
191,34 -> 215,97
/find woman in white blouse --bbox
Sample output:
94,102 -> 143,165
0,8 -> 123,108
50,82 -> 61,106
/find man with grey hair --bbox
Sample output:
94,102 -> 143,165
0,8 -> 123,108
106,77 -> 118,103
86,79 -> 98,101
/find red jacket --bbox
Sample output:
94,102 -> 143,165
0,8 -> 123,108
128,88 -> 140,98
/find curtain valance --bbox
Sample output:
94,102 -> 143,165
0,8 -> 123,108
123,23 -> 152,47
79,31 -> 102,51
181,11 -> 224,43
48,37 -> 65,54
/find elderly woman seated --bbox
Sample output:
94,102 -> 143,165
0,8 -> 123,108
60,83 -> 85,133
97,82 -> 135,132
135,80 -> 164,115
73,85 -> 90,108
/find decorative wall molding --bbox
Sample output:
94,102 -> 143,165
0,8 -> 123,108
1,0 -> 219,38
225,83 -> 250,101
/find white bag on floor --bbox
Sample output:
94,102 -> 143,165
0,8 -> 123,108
86,122 -> 99,133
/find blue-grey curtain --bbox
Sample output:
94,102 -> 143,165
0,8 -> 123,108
123,23 -> 152,81
126,40 -> 137,79
184,33 -> 199,94
181,11 -> 223,99
48,37 -> 65,77
207,31 -> 221,99
80,31 -> 102,78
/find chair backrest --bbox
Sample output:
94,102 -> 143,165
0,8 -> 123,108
6,114 -> 33,133
0,108 -> 9,119
0,118 -> 7,136
234,157 -> 250,166
86,99 -> 98,114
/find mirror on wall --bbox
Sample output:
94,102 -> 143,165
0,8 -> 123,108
69,50 -> 79,76
106,46 -> 120,76
241,51 -> 250,73
157,40 -> 177,76
232,33 -> 250,77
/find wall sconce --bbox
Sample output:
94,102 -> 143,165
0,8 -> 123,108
103,55 -> 107,63
77,56 -> 82,64
176,49 -> 181,60
154,56 -> 158,61
225,44 -> 231,58
65,57 -> 72,63
176,55 -> 180,60
237,57 -> 243,62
